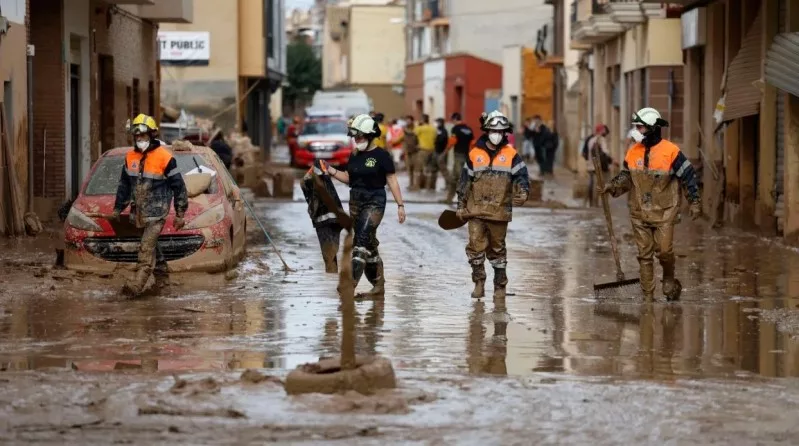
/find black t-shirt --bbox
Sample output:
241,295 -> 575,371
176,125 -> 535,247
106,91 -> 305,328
435,126 -> 449,154
347,148 -> 396,190
451,123 -> 475,156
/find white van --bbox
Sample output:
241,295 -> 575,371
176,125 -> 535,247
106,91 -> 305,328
311,89 -> 373,117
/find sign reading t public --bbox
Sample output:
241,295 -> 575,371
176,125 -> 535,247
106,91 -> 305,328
157,31 -> 211,65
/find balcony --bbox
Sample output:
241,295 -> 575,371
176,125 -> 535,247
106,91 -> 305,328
139,0 -> 193,23
605,0 -> 646,24
571,0 -> 624,49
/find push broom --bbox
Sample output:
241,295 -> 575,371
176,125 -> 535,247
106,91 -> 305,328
591,146 -> 640,295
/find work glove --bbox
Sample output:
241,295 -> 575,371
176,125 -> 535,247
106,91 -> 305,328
174,216 -> 186,230
600,183 -> 613,195
110,210 -> 121,221
689,201 -> 702,221
512,193 -> 527,207
456,208 -> 467,220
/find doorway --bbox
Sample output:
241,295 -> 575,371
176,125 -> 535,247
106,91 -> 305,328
99,55 -> 115,153
70,63 -> 81,198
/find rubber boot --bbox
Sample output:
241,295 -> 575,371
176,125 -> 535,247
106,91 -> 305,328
360,260 -> 385,299
122,269 -> 153,297
639,259 -> 655,301
662,278 -> 682,302
471,280 -> 486,299
493,268 -> 508,299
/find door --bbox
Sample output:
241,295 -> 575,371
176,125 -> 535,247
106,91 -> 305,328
99,55 -> 115,153
70,63 -> 81,198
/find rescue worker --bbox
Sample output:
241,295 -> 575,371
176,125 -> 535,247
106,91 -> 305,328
581,123 -> 614,207
373,112 -> 388,149
432,117 -> 449,191
412,114 -> 436,190
301,160 -> 344,273
402,117 -> 420,187
113,114 -> 188,296
325,114 -> 407,297
441,113 -> 474,204
602,107 -> 701,301
457,111 -> 530,299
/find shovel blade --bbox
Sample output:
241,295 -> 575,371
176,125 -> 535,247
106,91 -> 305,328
593,277 -> 641,291
438,209 -> 467,230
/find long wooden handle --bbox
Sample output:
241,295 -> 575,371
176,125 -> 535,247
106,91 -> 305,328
592,149 -> 625,281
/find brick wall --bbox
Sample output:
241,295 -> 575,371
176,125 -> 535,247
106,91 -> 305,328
91,1 -> 159,156
30,0 -> 65,198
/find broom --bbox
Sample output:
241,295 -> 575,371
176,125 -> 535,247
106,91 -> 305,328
591,144 -> 640,294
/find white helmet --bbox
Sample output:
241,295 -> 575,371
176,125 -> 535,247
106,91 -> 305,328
347,113 -> 378,136
482,110 -> 511,131
632,107 -> 669,128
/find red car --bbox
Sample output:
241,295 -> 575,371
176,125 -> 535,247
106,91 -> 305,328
63,144 -> 247,274
290,118 -> 352,168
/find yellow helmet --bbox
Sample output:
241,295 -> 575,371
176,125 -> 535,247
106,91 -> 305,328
127,113 -> 158,135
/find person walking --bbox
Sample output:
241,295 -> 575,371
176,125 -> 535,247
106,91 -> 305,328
440,113 -> 475,204
581,123 -> 615,207
412,114 -> 436,190
113,113 -> 188,297
325,114 -> 407,297
601,107 -> 701,301
432,117 -> 450,191
401,116 -> 420,186
457,111 -> 530,299
526,115 -> 558,177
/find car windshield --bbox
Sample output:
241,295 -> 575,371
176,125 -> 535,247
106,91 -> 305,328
84,152 -> 218,195
301,120 -> 347,136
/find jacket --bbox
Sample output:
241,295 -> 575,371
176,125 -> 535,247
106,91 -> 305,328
524,124 -> 557,152
607,137 -> 700,224
114,142 -> 188,226
403,128 -> 419,154
457,135 -> 530,222
301,160 -> 344,228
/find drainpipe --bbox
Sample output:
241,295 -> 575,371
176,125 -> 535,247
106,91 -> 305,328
26,43 -> 34,212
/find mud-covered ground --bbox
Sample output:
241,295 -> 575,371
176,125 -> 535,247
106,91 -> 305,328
2,150 -> 799,444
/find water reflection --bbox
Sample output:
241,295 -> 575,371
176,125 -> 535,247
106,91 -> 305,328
467,299 -> 508,376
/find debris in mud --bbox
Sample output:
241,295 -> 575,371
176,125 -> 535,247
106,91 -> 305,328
225,270 -> 239,281
240,369 -> 283,386
181,307 -> 205,313
170,376 -> 221,396
540,378 -> 557,384
303,390 -> 411,415
114,362 -> 143,371
138,400 -> 246,419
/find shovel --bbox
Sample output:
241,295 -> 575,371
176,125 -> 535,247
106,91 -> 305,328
591,148 -> 640,294
438,209 -> 472,230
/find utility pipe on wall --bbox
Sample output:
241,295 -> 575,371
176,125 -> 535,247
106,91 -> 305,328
26,44 -> 34,211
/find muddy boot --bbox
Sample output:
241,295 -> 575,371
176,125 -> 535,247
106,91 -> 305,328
639,259 -> 655,301
360,260 -> 385,299
471,280 -> 486,299
662,278 -> 682,302
493,268 -> 508,299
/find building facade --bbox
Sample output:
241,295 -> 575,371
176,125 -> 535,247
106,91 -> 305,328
676,0 -> 799,242
322,3 -> 405,117
159,0 -> 286,153
13,0 -> 192,222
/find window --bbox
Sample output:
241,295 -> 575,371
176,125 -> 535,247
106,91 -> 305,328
132,78 -> 140,114
147,81 -> 155,117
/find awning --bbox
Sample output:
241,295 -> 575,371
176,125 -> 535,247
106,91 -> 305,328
765,32 -> 799,98
722,11 -> 762,121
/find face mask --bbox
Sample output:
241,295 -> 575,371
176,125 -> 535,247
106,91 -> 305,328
488,132 -> 503,145
354,140 -> 369,151
136,140 -> 150,151
630,128 -> 645,143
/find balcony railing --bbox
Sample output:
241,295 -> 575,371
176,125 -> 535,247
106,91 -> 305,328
423,0 -> 447,20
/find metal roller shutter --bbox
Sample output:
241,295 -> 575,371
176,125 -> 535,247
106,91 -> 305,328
723,11 -> 763,121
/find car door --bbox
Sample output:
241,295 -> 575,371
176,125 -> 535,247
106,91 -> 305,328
208,152 -> 246,253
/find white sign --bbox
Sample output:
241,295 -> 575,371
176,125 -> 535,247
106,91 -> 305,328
158,31 -> 210,63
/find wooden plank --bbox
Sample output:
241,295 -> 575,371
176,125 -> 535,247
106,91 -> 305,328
0,108 -> 25,235
786,0 -> 799,244
758,0 -> 778,234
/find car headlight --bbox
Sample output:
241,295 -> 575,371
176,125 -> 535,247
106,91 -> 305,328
66,207 -> 103,232
184,204 -> 226,229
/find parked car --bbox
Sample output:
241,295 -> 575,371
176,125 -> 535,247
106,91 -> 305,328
290,118 -> 352,168
63,144 -> 246,274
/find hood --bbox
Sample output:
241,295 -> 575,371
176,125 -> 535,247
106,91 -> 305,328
297,134 -> 350,146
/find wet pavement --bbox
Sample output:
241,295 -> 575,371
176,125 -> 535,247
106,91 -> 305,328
2,150 -> 799,443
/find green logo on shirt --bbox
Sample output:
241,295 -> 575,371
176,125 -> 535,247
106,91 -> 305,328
365,157 -> 377,168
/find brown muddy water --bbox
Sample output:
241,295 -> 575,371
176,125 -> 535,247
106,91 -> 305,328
2,192 -> 799,444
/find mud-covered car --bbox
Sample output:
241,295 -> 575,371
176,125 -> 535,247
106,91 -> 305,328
64,144 -> 246,274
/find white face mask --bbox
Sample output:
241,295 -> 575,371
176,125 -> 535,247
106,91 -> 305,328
488,132 -> 504,146
630,128 -> 645,143
136,140 -> 150,151
354,139 -> 369,151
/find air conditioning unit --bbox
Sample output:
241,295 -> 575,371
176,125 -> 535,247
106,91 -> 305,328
681,7 -> 706,50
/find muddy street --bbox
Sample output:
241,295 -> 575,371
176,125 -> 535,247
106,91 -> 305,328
2,166 -> 799,443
